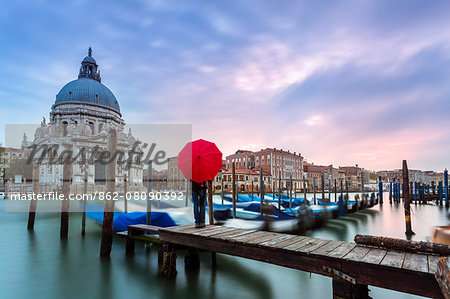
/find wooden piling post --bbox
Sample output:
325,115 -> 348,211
251,180 -> 254,202
278,170 -> 282,209
445,169 -> 448,208
328,177 -> 331,202
147,160 -> 152,224
303,177 -> 307,204
403,160 -> 414,236
332,277 -> 369,299
208,180 -> 214,224
289,175 -> 293,209
60,160 -> 72,239
232,162 -> 236,218
27,164 -> 40,230
221,175 -> 224,205
123,173 -> 128,213
389,180 -> 392,203
100,128 -> 117,257
321,174 -> 325,205
207,179 -> 217,268
160,243 -> 177,277
378,175 -> 383,205
341,179 -> 346,210
260,167 -> 264,215
81,168 -> 88,235
439,181 -> 443,205
334,179 -> 337,202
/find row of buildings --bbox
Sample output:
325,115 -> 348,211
165,148 -> 373,192
377,169 -> 445,185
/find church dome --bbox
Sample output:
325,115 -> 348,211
55,78 -> 120,113
53,48 -> 120,113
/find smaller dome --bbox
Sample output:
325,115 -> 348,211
82,56 -> 96,64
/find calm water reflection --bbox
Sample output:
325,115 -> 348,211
0,195 -> 448,299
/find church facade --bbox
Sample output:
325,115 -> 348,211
25,48 -> 144,191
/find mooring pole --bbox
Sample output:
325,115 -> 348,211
123,172 -> 128,213
321,174 -> 325,205
60,160 -> 72,239
27,164 -> 40,230
445,169 -> 449,208
251,180 -> 254,202
289,175 -> 293,209
313,178 -> 316,205
208,180 -> 214,224
389,180 -> 392,203
334,178 -> 337,203
147,160 -> 152,225
303,177 -> 307,204
221,175 -> 224,205
260,167 -> 264,215
278,170 -> 281,208
81,168 -> 88,235
378,176 -> 383,205
232,162 -> 236,218
403,160 -> 414,236
100,128 -> 117,257
439,181 -> 443,205
341,178 -> 346,209
328,177 -> 331,202
207,179 -> 216,267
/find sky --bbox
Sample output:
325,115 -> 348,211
1,0 -> 450,171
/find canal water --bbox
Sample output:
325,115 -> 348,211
0,195 -> 448,299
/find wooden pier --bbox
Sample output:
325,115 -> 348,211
149,224 -> 448,298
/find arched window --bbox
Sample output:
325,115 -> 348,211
62,121 -> 68,136
88,122 -> 95,134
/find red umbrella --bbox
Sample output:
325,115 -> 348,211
178,139 -> 223,183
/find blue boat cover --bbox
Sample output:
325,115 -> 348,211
84,203 -> 176,232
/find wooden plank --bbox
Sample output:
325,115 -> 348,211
231,231 -> 268,243
403,253 -> 429,273
342,245 -> 371,262
218,229 -> 257,240
428,255 -> 442,274
207,228 -> 244,239
380,251 -> 405,269
311,240 -> 345,256
260,234 -> 298,247
192,226 -> 235,237
296,239 -> 331,253
247,232 -> 282,245
361,248 -> 387,265
164,224 -> 196,232
127,224 -> 161,233
326,243 -> 357,259
283,237 -> 315,251
270,235 -> 306,249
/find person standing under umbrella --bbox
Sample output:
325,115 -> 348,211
192,180 -> 207,228
178,139 -> 223,228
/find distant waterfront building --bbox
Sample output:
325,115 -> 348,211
220,168 -> 272,192
302,163 -> 343,191
0,147 -> 24,186
225,148 -> 304,190
167,156 -> 185,190
377,169 -> 443,184
339,165 -> 370,191
20,49 -> 144,191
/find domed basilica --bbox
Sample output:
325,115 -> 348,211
27,48 -> 144,190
